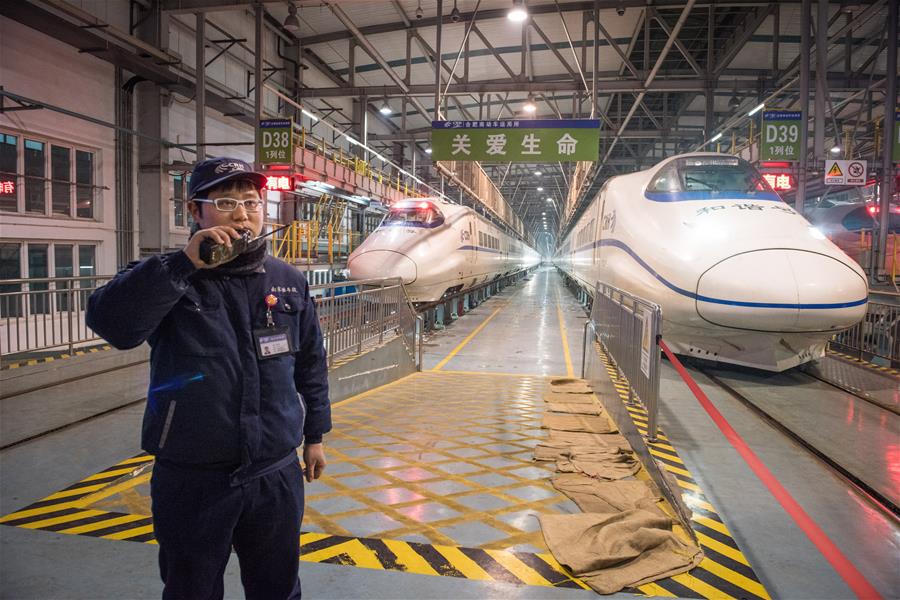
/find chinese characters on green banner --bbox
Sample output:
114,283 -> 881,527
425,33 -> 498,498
760,111 -> 802,161
257,118 -> 294,165
431,120 -> 600,162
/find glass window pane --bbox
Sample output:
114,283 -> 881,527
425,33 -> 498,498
55,245 -> 74,311
78,244 -> 97,307
75,150 -> 93,218
24,139 -> 45,213
28,244 -> 50,314
51,145 -> 71,216
174,175 -> 184,227
0,243 -> 22,317
0,134 -> 17,213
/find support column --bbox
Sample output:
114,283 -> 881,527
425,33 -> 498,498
434,0 -> 442,120
195,12 -> 206,160
254,4 -> 263,147
814,0 -> 827,160
875,0 -> 898,276
135,6 -> 172,255
797,0 -> 811,216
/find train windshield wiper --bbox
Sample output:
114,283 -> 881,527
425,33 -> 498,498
684,175 -> 718,191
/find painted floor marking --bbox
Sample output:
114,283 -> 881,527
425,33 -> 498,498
594,343 -> 773,600
0,451 -> 586,590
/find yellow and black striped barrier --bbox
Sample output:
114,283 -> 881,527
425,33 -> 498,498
598,346 -> 772,600
2,344 -> 113,370
826,349 -> 900,378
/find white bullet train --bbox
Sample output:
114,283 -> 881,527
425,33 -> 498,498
348,198 -> 540,302
555,153 -> 868,371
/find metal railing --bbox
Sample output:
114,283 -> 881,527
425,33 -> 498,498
582,281 -> 662,440
311,277 -> 422,370
1,275 -> 423,372
829,301 -> 900,367
1,275 -> 113,358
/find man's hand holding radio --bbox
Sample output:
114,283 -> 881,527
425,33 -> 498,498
184,226 -> 245,269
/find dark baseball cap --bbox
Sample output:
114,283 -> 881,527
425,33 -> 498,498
188,157 -> 268,198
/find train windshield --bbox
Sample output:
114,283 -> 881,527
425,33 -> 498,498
649,157 -> 774,194
382,203 -> 445,228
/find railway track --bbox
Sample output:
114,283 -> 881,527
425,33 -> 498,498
692,363 -> 900,522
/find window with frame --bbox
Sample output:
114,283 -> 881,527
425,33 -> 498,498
172,173 -> 195,229
0,134 -> 17,212
0,241 -> 97,317
0,131 -> 98,218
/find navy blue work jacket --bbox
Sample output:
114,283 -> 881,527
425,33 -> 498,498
86,251 -> 331,477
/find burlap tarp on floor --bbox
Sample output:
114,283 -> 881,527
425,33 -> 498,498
548,378 -> 594,394
542,413 -> 617,434
547,402 -> 603,415
534,435 -> 631,461
539,511 -> 704,594
556,446 -> 641,480
544,391 -> 597,404
546,430 -> 631,449
552,474 -> 662,514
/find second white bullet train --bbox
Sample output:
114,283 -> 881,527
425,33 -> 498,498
348,198 -> 540,302
555,152 -> 868,371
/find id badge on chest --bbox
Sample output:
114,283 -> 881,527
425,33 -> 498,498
254,293 -> 293,360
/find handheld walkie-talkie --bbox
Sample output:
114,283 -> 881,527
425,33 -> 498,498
198,223 -> 291,265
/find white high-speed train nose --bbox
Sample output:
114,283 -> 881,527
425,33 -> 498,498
696,249 -> 867,332
347,250 -> 417,284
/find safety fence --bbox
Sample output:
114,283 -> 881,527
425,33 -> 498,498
269,220 -> 362,266
582,282 -> 662,440
0,275 -> 112,358
311,278 -> 421,369
829,301 -> 900,368
0,275 -> 422,372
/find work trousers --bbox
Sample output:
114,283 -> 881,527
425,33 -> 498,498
150,458 -> 304,600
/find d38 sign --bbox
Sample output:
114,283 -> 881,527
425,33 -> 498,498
257,118 -> 294,165
761,111 -> 802,161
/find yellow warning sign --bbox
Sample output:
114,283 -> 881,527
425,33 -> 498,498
827,162 -> 843,177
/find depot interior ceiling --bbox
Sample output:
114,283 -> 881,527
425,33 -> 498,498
5,0 -> 892,241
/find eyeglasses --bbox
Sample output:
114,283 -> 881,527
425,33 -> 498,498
193,198 -> 263,213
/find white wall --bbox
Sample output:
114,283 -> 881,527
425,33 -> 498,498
0,16 -> 119,276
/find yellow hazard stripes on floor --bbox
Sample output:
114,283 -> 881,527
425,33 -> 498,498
826,348 -> 900,378
0,453 -> 587,590
297,532 -> 586,589
596,346 -> 773,600
1,344 -> 113,370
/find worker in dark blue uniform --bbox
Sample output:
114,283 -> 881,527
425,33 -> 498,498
87,157 -> 331,600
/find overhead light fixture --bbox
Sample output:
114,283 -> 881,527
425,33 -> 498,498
522,94 -> 537,113
747,103 -> 765,117
283,2 -> 301,32
379,100 -> 392,115
711,132 -> 723,142
425,147 -> 432,154
345,135 -> 360,145
830,145 -> 841,154
450,0 -> 461,22
534,171 -> 542,176
546,197 -> 553,203
508,0 -> 528,22
536,186 -> 543,191
301,108 -> 318,122
541,212 -> 546,215
415,0 -> 424,19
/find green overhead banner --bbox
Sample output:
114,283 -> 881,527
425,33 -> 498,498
431,119 -> 600,162
760,111 -> 802,161
257,118 -> 294,165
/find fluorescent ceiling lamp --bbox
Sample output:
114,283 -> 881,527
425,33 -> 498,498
710,132 -> 723,142
546,197 -> 553,202
345,135 -> 359,145
300,109 -> 318,121
379,101 -> 392,115
522,94 -> 536,113
508,0 -> 527,22
425,147 -> 432,154
830,145 -> 841,154
534,171 -> 542,176
536,186 -> 543,191
747,103 -> 765,117
541,212 -> 546,215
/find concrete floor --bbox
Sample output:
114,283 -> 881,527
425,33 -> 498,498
2,265 -> 898,599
